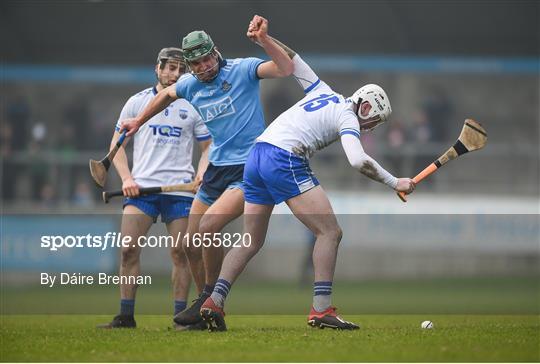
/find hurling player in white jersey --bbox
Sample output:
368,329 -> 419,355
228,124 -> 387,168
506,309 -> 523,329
199,54 -> 416,331
98,48 -> 211,330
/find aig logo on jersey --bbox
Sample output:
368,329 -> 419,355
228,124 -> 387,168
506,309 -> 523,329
198,96 -> 236,122
149,124 -> 182,138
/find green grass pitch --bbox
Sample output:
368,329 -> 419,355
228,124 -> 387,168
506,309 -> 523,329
2,315 -> 539,362
1,277 -> 539,362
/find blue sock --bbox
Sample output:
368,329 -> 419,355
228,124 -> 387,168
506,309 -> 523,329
120,299 -> 135,316
202,284 -> 214,296
174,300 -> 187,316
210,278 -> 231,308
313,281 -> 332,312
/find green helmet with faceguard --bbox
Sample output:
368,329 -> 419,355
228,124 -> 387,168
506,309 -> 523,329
182,31 -> 215,62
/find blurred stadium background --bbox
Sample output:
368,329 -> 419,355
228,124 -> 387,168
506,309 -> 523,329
1,1 -> 538,314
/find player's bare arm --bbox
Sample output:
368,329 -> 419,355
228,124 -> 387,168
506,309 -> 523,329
120,84 -> 179,137
194,139 -> 211,189
246,15 -> 294,79
340,133 -> 415,194
109,131 -> 140,197
269,36 -> 296,59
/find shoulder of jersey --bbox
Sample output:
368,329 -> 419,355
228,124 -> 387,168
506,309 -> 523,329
177,73 -> 195,84
331,91 -> 354,115
225,58 -> 244,64
323,84 -> 349,105
311,83 -> 349,104
341,99 -> 356,116
222,58 -> 244,71
318,80 -> 335,92
132,87 -> 154,99
172,97 -> 196,110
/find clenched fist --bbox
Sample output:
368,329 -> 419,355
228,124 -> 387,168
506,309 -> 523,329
247,15 -> 269,45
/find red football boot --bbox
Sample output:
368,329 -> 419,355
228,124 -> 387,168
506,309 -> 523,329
308,306 -> 359,330
200,297 -> 227,332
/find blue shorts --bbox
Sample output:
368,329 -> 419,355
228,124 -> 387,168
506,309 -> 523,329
123,194 -> 193,223
243,142 -> 319,205
196,163 -> 244,206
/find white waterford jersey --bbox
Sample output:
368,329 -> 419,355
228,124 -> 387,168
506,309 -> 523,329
116,87 -> 211,196
258,81 -> 361,159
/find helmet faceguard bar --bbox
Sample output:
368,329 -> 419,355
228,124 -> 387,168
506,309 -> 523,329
359,115 -> 384,132
185,49 -> 223,82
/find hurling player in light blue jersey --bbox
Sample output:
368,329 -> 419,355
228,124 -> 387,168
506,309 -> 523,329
98,48 -> 211,330
119,15 -> 294,329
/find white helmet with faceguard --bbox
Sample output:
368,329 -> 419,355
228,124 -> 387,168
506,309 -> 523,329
350,84 -> 392,132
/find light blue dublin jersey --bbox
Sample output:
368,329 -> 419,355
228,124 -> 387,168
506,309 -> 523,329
175,57 -> 266,166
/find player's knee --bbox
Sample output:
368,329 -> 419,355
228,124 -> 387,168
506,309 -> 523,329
198,220 -> 212,235
245,242 -> 263,258
235,238 -> 264,260
120,246 -> 140,266
328,226 -> 342,245
198,215 -> 223,235
182,235 -> 202,259
335,225 -> 343,243
319,225 -> 342,245
170,245 -> 187,266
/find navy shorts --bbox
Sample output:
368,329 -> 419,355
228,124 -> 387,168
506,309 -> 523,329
243,142 -> 319,205
195,163 -> 244,206
123,194 -> 193,223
